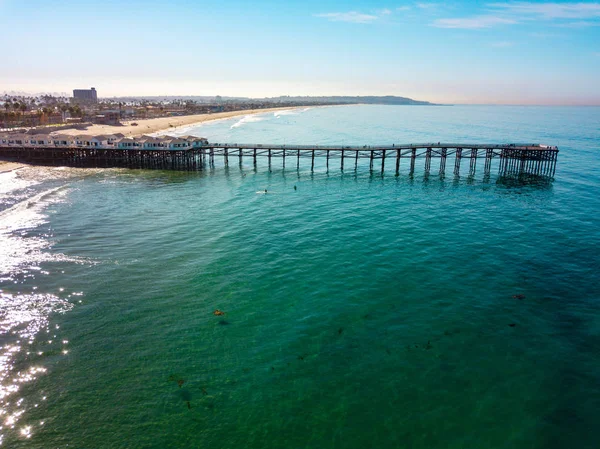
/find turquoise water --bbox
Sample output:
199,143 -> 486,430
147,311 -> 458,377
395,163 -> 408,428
1,105 -> 599,448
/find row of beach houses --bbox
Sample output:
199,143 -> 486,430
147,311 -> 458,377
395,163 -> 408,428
0,133 -> 209,150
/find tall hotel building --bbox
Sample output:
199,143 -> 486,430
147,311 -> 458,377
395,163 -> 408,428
73,87 -> 98,103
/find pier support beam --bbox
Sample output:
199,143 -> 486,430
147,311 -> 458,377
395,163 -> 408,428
470,149 -> 477,174
381,150 -> 386,174
425,148 -> 431,173
439,148 -> 447,175
341,150 -> 344,170
395,149 -> 400,176
454,148 -> 462,176
410,148 -> 416,174
484,149 -> 492,174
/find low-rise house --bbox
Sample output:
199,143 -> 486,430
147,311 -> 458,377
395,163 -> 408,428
91,135 -> 109,147
162,136 -> 190,150
26,135 -> 51,146
73,135 -> 105,147
93,111 -> 120,125
51,134 -> 73,147
180,136 -> 208,148
138,136 -> 164,150
114,137 -> 140,149
104,134 -> 123,145
75,135 -> 94,146
6,134 -> 28,146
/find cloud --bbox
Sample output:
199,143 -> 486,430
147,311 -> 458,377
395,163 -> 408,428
529,31 -> 559,37
416,2 -> 439,9
488,2 -> 600,20
314,11 -> 379,23
556,20 -> 600,28
432,15 -> 517,28
378,8 -> 392,15
397,6 -> 411,11
433,2 -> 600,30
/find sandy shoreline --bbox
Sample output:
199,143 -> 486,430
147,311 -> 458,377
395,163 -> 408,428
0,161 -> 27,174
52,106 -> 306,138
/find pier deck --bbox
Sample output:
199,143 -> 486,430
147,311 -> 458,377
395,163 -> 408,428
0,142 -> 558,177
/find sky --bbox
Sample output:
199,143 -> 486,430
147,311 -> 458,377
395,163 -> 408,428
1,0 -> 599,105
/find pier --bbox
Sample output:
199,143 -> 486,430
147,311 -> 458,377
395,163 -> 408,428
0,141 -> 558,178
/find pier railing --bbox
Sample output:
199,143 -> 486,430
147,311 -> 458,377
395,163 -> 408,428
0,142 -> 558,178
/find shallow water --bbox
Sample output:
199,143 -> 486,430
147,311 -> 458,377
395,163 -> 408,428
1,105 -> 599,448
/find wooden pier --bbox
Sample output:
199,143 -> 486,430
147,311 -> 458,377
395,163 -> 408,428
0,142 -> 558,178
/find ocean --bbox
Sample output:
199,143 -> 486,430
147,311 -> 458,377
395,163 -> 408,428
1,105 -> 599,448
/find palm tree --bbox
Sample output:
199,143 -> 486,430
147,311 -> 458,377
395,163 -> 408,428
60,104 -> 68,122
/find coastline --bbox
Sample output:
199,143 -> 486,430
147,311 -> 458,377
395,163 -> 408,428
52,106 -> 309,138
0,161 -> 26,174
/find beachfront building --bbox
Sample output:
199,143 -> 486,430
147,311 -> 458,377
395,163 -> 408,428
75,135 -> 94,146
115,138 -> 140,149
28,135 -> 51,146
51,135 -> 73,147
102,134 -> 124,145
7,134 -> 28,146
138,136 -> 164,149
93,111 -> 120,125
161,137 -> 191,150
0,133 -> 209,150
73,87 -> 98,103
181,136 -> 209,148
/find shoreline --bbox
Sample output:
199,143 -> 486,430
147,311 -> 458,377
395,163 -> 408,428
51,106 -> 311,138
0,161 -> 27,174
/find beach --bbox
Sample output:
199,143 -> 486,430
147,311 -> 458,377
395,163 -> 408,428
52,107 -> 304,137
0,161 -> 26,173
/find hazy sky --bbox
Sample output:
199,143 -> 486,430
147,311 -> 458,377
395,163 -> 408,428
1,0 -> 599,104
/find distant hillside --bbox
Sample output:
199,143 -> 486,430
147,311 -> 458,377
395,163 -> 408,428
262,95 -> 437,105
106,95 -> 439,106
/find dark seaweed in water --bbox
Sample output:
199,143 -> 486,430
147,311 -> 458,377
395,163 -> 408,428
168,375 -> 185,388
179,389 -> 192,409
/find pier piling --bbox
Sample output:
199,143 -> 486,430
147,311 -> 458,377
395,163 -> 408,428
0,141 -> 558,179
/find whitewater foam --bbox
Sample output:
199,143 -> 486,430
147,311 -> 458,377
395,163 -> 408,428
230,114 -> 267,129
